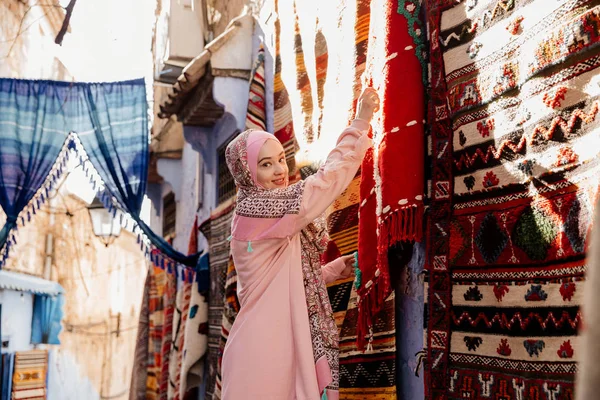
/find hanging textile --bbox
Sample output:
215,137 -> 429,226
11,350 -> 48,400
169,218 -> 198,400
424,0 -> 600,398
246,44 -> 268,131
30,293 -> 64,345
0,79 -> 73,263
0,78 -> 199,268
147,265 -> 167,399
205,199 -> 236,399
292,0 -> 315,144
159,269 -> 177,400
129,271 -> 150,400
180,253 -> 209,396
273,0 -> 299,173
356,0 -> 426,349
213,256 -> 241,399
323,173 -> 398,399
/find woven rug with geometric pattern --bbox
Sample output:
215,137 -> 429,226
205,199 -> 235,399
324,173 -> 397,400
424,0 -> 600,398
11,350 -> 48,400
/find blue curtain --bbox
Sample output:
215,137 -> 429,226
31,293 -> 64,345
0,78 -> 199,267
0,79 -> 73,257
77,82 -> 198,266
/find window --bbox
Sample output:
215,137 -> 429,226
163,191 -> 176,239
216,134 -> 238,205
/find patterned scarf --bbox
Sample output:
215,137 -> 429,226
225,130 -> 339,394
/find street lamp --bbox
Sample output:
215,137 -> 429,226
87,197 -> 121,247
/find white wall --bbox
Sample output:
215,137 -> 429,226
0,289 -> 34,353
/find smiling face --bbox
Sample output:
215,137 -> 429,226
256,139 -> 288,189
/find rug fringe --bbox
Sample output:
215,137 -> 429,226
356,203 -> 423,350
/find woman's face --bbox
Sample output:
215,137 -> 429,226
256,139 -> 288,189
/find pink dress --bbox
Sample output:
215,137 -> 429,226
221,120 -> 371,400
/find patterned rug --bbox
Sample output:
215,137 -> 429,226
246,44 -> 267,131
11,350 -> 48,400
169,271 -> 193,400
212,256 -> 241,400
159,267 -> 176,400
130,271 -> 150,400
356,0 -> 426,350
180,254 -> 209,397
205,199 -> 236,399
169,218 -> 199,400
292,0 -> 315,144
425,0 -> 600,398
325,173 -> 398,400
147,265 -> 167,400
274,0 -> 299,173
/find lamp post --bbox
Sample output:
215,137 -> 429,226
87,198 -> 121,247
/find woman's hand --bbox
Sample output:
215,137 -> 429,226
356,87 -> 381,123
338,254 -> 356,279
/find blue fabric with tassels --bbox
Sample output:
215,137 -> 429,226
0,78 -> 201,268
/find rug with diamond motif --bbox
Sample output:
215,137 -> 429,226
205,199 -> 235,399
424,0 -> 600,398
323,171 -> 398,400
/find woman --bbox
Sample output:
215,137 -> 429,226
222,87 -> 380,400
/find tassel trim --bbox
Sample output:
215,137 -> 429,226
0,134 -> 75,269
0,132 -> 197,284
356,202 -> 424,350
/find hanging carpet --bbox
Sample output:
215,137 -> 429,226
425,0 -> 600,398
11,350 -> 48,400
204,199 -> 236,399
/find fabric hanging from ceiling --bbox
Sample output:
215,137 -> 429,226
356,0 -> 426,350
0,78 -> 199,268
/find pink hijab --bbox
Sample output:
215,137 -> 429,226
245,130 -> 279,187
225,129 -> 340,396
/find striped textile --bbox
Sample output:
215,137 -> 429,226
314,26 -> 328,139
292,1 -> 315,144
274,0 -> 299,173
169,277 -> 193,400
180,254 -> 209,396
147,266 -> 167,399
129,271 -> 150,400
159,270 -> 176,400
205,199 -> 236,399
0,78 -> 197,271
356,0 -> 426,349
11,350 -> 48,400
325,174 -> 398,400
0,78 -> 149,267
213,256 -> 241,400
168,218 -> 199,399
246,44 -> 268,131
424,0 -> 600,397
